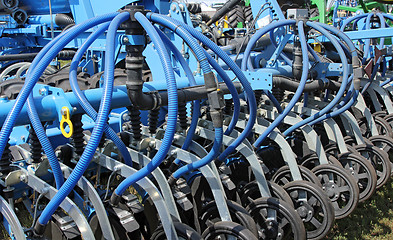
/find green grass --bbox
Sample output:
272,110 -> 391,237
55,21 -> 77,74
326,179 -> 393,239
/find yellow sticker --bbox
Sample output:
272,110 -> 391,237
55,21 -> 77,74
60,107 -> 73,138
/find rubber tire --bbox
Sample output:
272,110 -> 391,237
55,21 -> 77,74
283,180 -> 335,240
227,5 -> 245,28
243,6 -> 253,23
239,180 -> 295,208
199,200 -> 258,237
246,197 -> 307,240
369,135 -> 393,174
311,164 -> 359,219
352,144 -> 391,188
300,153 -> 343,169
272,165 -> 322,188
150,221 -> 202,240
338,152 -> 377,202
202,221 -> 258,240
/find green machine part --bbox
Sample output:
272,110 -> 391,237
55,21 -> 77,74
310,0 -> 387,23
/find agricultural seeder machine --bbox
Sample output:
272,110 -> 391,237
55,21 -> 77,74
0,0 -> 392,239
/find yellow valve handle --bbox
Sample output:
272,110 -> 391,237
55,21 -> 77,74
60,107 -> 73,138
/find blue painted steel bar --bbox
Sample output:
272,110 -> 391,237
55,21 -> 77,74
334,28 -> 393,40
0,76 -> 206,126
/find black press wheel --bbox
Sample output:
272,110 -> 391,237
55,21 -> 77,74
151,221 -> 202,240
283,180 -> 335,240
199,200 -> 258,237
246,197 -> 306,240
300,153 -> 343,170
202,221 -> 258,240
311,164 -> 359,219
369,135 -> 393,174
272,165 -> 322,188
352,144 -> 391,188
357,116 -> 393,139
239,180 -> 294,208
338,152 -> 377,202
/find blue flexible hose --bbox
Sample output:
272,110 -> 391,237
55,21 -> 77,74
316,22 -> 358,60
37,12 -> 129,225
27,93 -> 64,189
154,27 -> 200,161
145,13 -> 227,178
146,12 -> 257,162
241,20 -> 296,71
173,127 -> 223,179
340,13 -> 368,31
0,12 -> 118,168
68,22 -> 132,167
264,90 -> 283,113
308,76 -> 355,126
250,21 -> 309,148
203,52 -> 240,135
269,29 -> 292,66
380,76 -> 393,87
112,12 -> 178,197
282,21 -> 350,136
362,14 -> 372,65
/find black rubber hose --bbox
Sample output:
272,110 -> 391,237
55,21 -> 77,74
55,14 -> 75,27
206,0 -> 242,26
0,50 -> 76,61
273,76 -> 341,92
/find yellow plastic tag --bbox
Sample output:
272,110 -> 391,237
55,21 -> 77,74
60,107 -> 73,138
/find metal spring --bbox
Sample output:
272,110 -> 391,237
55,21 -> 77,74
254,90 -> 263,105
224,99 -> 233,115
29,125 -> 42,164
0,142 -> 12,175
128,105 -> 142,141
178,103 -> 188,130
148,108 -> 160,134
71,114 -> 84,156
272,88 -> 284,103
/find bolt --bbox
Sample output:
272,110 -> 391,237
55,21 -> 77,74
170,149 -> 177,156
308,210 -> 313,215
268,222 -> 273,226
123,36 -> 129,44
55,150 -> 61,158
72,107 -> 77,113
19,174 -> 27,182
179,4 -> 184,11
171,4 -> 176,11
122,114 -> 131,121
38,88 -> 47,96
61,108 -> 67,116
19,162 -> 24,167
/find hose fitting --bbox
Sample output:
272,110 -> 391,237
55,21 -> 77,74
71,114 -> 84,156
29,124 -> 42,164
